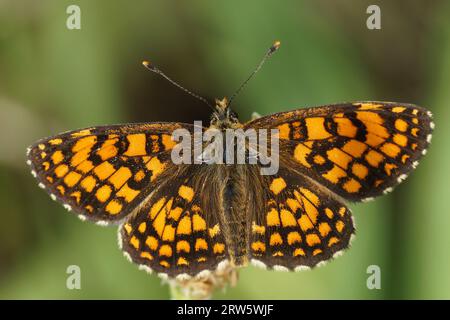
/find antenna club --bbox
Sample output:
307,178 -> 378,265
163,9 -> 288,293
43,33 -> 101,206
270,40 -> 281,53
142,60 -> 159,72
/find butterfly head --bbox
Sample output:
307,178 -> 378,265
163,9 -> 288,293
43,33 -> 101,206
210,97 -> 241,129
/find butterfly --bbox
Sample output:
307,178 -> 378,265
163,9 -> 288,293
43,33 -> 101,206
26,42 -> 434,281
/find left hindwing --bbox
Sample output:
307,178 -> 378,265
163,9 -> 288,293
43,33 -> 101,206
245,102 -> 434,201
119,165 -> 229,278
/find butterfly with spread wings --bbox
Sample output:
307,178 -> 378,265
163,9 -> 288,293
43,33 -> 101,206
27,42 -> 434,280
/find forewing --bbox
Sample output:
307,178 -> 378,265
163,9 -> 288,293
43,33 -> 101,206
246,102 -> 433,201
26,123 -> 191,223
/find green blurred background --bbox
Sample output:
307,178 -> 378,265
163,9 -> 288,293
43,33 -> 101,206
1,0 -> 449,299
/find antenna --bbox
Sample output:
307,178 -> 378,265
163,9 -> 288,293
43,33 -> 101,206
142,60 -> 214,109
228,40 -> 281,107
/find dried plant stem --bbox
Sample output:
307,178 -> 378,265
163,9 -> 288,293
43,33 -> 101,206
167,264 -> 238,300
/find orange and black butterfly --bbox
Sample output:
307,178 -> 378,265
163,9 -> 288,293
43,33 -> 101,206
27,42 -> 434,280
